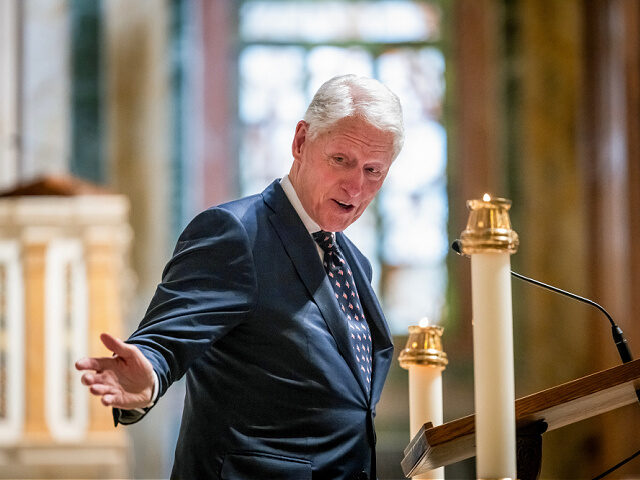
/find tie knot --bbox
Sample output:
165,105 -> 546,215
312,231 -> 336,254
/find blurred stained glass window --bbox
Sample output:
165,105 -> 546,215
238,0 -> 448,334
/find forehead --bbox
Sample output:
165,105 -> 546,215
320,117 -> 395,155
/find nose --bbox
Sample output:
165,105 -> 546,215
341,168 -> 364,198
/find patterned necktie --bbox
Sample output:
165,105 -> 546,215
313,231 -> 372,391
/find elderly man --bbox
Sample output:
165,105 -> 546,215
76,74 -> 404,480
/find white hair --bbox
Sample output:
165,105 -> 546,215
303,74 -> 405,159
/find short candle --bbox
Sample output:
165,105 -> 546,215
399,319 -> 448,479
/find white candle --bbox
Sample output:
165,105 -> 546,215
408,364 -> 444,438
408,364 -> 444,479
470,252 -> 517,478
400,322 -> 447,479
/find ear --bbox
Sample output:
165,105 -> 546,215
291,121 -> 309,161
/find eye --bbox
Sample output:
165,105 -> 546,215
366,167 -> 382,176
333,156 -> 345,163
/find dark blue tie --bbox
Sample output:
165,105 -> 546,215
313,231 -> 372,390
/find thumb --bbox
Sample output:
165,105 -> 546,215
100,333 -> 133,358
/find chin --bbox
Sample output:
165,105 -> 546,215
325,221 -> 353,233
318,210 -> 359,232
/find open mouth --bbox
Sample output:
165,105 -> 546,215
334,200 -> 355,211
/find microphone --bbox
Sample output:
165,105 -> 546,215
451,239 -> 635,368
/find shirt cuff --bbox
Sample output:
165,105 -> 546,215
138,371 -> 159,411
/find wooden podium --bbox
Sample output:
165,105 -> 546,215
402,358 -> 640,479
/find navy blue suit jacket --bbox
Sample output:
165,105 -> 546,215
117,180 -> 394,479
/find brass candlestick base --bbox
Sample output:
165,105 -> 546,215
460,195 -> 519,254
399,324 -> 448,368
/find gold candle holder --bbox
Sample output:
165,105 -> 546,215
399,323 -> 448,369
459,194 -> 519,254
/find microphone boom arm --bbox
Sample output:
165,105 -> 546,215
510,271 -> 614,326
509,271 -> 633,364
451,239 -> 634,365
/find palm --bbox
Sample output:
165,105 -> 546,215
76,333 -> 155,409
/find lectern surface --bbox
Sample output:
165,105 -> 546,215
402,358 -> 640,476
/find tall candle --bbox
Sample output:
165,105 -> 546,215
460,195 -> 519,479
471,253 -> 516,477
399,321 -> 448,479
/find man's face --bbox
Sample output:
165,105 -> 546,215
289,116 -> 395,232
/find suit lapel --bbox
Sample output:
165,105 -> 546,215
262,182 -> 368,396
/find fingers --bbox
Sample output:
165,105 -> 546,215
80,372 -> 115,401
75,357 -> 94,371
93,389 -> 117,407
80,370 -> 116,387
102,394 -> 118,407
80,372 -> 94,386
100,390 -> 146,409
76,333 -> 155,410
75,358 -> 95,371
75,356 -> 116,372
80,372 -> 123,407
89,384 -> 114,396
75,333 -> 130,372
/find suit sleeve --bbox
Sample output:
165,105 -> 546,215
114,207 -> 257,424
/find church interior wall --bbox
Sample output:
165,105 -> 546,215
0,0 -> 638,478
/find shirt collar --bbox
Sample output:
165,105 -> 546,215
280,175 -> 322,234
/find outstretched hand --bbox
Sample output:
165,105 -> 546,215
75,333 -> 156,410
